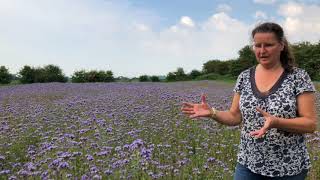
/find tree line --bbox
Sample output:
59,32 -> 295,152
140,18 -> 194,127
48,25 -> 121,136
162,41 -> 320,82
0,41 -> 319,85
0,65 -> 115,84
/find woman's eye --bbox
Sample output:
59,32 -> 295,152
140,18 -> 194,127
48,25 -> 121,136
265,44 -> 274,47
254,44 -> 262,48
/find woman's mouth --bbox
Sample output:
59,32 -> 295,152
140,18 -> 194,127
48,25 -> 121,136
259,56 -> 268,60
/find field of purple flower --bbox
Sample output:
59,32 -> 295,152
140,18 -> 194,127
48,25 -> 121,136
0,82 -> 319,179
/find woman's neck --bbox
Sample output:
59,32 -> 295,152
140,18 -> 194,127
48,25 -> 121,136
257,62 -> 283,72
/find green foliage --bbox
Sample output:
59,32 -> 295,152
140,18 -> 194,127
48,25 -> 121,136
175,67 -> 188,81
195,73 -> 236,82
188,69 -> 202,80
71,70 -> 114,83
115,76 -> 131,82
292,41 -> 320,81
139,75 -> 150,82
19,65 -> 68,84
315,83 -> 320,92
43,64 -> 68,82
71,70 -> 87,83
150,75 -> 160,82
229,45 -> 257,77
19,65 -> 35,84
203,60 -> 231,75
166,72 -> 176,82
0,66 -> 12,84
166,67 -> 189,82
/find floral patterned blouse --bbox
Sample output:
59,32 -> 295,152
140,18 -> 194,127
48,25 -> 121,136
234,66 -> 315,177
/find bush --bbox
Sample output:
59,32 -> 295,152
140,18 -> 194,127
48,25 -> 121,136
0,66 -> 12,84
150,76 -> 160,82
71,70 -> 114,83
19,65 -> 68,83
195,73 -> 236,81
139,75 -> 149,82
189,70 -> 202,80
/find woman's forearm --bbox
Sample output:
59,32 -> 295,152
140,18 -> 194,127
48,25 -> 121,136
212,110 -> 242,126
273,117 -> 317,134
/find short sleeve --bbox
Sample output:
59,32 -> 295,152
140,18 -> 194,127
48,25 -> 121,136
233,71 -> 244,93
294,69 -> 316,96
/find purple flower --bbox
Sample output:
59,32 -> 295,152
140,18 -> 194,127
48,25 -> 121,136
140,147 -> 152,159
81,174 -> 89,180
90,166 -> 98,174
49,158 -> 62,169
58,151 -> 72,159
104,169 -> 113,175
64,133 -> 75,139
41,171 -> 48,179
25,162 -> 36,171
86,154 -> 94,161
129,139 -> 144,151
93,174 -> 102,179
9,176 -> 17,180
72,152 -> 82,157
207,157 -> 216,163
96,151 -> 109,156
59,162 -> 69,169
18,169 -> 30,177
106,127 -> 112,132
0,170 -> 10,175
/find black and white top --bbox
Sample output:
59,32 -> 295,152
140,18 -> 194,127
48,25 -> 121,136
234,66 -> 315,177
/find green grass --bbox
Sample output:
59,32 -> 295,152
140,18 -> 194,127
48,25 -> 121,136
315,82 -> 320,92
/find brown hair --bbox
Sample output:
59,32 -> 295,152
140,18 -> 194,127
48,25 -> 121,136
251,22 -> 295,72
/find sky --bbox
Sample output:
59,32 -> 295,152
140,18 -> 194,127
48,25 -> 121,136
0,0 -> 320,77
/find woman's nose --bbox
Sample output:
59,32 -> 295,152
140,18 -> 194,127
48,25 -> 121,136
260,45 -> 267,53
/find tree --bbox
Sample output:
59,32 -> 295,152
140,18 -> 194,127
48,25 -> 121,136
175,67 -> 188,81
139,75 -> 149,82
71,70 -> 87,83
43,64 -> 67,82
189,69 -> 202,79
229,45 -> 257,77
203,60 -> 220,74
166,72 -> 176,82
292,41 -> 320,80
0,66 -> 12,84
19,65 -> 35,84
104,70 -> 115,82
150,76 -> 160,82
71,70 -> 115,83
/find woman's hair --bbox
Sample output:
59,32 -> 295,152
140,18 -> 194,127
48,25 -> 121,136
251,22 -> 295,72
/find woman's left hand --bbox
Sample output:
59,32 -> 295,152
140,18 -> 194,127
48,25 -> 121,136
250,107 -> 279,138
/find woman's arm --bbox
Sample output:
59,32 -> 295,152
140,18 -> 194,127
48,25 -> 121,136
274,92 -> 317,133
212,93 -> 242,126
181,93 -> 242,126
250,92 -> 317,137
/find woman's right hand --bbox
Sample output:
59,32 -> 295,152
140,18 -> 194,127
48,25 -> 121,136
181,94 -> 212,118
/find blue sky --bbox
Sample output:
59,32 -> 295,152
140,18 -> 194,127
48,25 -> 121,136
1,0 -> 320,77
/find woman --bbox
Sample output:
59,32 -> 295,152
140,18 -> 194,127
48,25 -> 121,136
181,22 -> 317,179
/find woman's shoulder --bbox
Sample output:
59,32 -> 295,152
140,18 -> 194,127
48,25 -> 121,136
238,67 -> 254,77
290,67 -> 310,78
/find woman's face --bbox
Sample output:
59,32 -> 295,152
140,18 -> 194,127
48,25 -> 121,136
253,32 -> 284,67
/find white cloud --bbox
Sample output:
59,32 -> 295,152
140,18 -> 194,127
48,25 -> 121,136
216,4 -> 232,13
0,1 -> 252,77
1,0 -> 318,77
278,2 -> 303,17
254,11 -> 268,20
134,23 -> 150,32
253,0 -> 277,5
278,2 -> 320,43
180,16 -> 195,27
